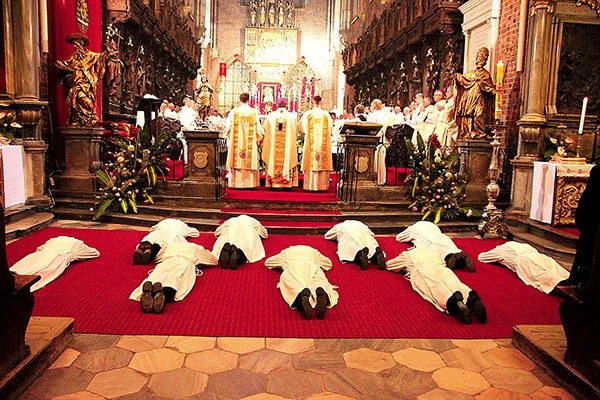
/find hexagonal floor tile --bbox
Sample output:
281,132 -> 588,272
218,337 -> 265,354
87,367 -> 147,398
432,367 -> 491,395
266,368 -> 324,398
485,347 -> 536,371
165,336 -> 216,353
148,367 -> 209,398
266,338 -> 315,354
440,348 -> 495,372
72,347 -> 134,374
392,347 -> 446,372
481,366 -> 543,394
128,347 -> 185,373
117,335 -> 168,353
186,348 -> 239,374
343,348 -> 396,373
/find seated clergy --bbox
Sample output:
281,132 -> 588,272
478,241 -> 570,294
387,247 -> 487,324
211,214 -> 268,270
133,218 -> 199,265
265,245 -> 339,320
130,241 -> 218,313
10,236 -> 100,291
397,221 -> 475,272
325,220 -> 386,271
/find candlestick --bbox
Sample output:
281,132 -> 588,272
578,97 -> 588,134
496,60 -> 504,86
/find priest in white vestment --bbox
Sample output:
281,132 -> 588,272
133,218 -> 200,265
225,92 -> 264,188
325,220 -> 386,270
130,241 -> 218,313
265,245 -> 339,320
396,221 -> 475,272
478,242 -> 569,294
387,247 -> 487,324
10,236 -> 100,291
368,99 -> 395,185
212,214 -> 268,270
436,86 -> 458,150
420,91 -> 445,143
262,99 -> 299,188
300,96 -> 333,191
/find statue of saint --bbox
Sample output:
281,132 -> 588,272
454,47 -> 496,139
56,33 -> 108,126
194,68 -> 214,121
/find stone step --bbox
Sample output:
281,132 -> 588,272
509,218 -> 579,248
4,205 -> 38,225
6,212 -> 54,241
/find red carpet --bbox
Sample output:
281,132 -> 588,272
223,174 -> 338,202
7,227 -> 562,339
222,209 -> 341,215
552,226 -> 580,238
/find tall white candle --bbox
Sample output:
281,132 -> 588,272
578,97 -> 588,134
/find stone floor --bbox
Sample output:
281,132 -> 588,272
14,220 -> 578,399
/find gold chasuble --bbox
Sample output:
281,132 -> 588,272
225,103 -> 264,188
262,107 -> 299,188
300,107 -> 333,191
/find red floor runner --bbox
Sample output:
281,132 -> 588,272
222,209 -> 341,215
552,226 -> 579,238
7,227 -> 562,339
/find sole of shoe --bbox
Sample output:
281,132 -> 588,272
457,301 -> 472,324
141,281 -> 153,313
300,288 -> 312,320
315,288 -> 328,320
470,299 -> 487,323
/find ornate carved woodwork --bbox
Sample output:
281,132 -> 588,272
345,0 -> 464,107
104,0 -> 202,120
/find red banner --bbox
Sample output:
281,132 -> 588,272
219,63 -> 227,77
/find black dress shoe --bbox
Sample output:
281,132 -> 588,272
445,253 -> 458,269
219,243 -> 231,269
372,247 -> 386,270
315,287 -> 329,319
446,291 -> 471,324
467,290 -> 487,323
298,288 -> 312,320
140,281 -> 154,313
358,247 -> 369,270
229,245 -> 239,270
152,282 -> 165,314
134,242 -> 152,265
455,251 -> 475,272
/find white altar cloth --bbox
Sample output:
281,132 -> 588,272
1,145 -> 26,207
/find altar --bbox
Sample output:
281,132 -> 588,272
530,161 -> 594,226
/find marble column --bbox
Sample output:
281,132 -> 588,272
511,0 -> 556,217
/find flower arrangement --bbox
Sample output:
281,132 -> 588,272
405,133 -> 471,223
0,109 -> 22,143
91,123 -> 171,220
542,132 -> 576,161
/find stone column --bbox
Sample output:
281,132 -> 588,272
458,139 -> 492,205
511,0 -> 556,217
56,127 -> 103,194
11,0 -> 40,99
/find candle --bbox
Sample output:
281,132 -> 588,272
496,61 -> 504,87
578,97 -> 588,134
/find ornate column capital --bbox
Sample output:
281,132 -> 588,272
530,0 -> 557,15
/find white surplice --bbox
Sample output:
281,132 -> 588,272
265,245 -> 339,309
386,247 -> 471,312
325,220 -> 383,262
10,236 -> 100,291
396,221 -> 461,260
138,218 -> 200,256
478,241 -> 569,294
130,241 -> 218,302
211,214 -> 268,263
262,107 -> 299,188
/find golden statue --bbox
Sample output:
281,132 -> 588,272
56,33 -> 108,126
454,47 -> 496,139
194,68 -> 214,122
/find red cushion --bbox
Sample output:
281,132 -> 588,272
164,160 -> 184,181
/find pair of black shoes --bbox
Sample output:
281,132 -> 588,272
219,243 -> 244,270
446,290 -> 487,324
445,251 -> 475,272
140,281 -> 166,314
297,287 -> 329,320
355,247 -> 386,270
133,242 -> 161,265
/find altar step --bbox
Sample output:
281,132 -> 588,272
50,197 -> 479,235
5,205 -> 54,241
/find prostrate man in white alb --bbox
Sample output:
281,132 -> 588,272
10,236 -> 100,291
262,98 -> 299,189
325,220 -> 386,271
211,214 -> 268,270
133,218 -> 200,265
396,221 -> 475,272
130,241 -> 218,314
265,245 -> 339,320
387,247 -> 487,324
478,241 -> 570,294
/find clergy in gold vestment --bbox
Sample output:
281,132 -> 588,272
262,99 -> 299,188
225,93 -> 264,188
300,96 -> 333,191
